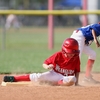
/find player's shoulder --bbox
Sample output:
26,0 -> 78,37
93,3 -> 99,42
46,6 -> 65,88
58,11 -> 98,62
91,23 -> 100,31
54,51 -> 62,55
91,23 -> 100,27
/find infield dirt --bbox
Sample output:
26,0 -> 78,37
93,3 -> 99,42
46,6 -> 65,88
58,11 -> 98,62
0,73 -> 100,100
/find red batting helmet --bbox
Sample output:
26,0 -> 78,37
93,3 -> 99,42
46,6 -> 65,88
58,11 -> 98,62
62,38 -> 80,54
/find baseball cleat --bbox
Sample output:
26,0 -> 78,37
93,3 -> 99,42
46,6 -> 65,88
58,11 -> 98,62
3,76 -> 15,82
82,76 -> 100,84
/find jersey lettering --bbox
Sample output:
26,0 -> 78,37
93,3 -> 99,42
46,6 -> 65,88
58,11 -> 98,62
55,65 -> 74,76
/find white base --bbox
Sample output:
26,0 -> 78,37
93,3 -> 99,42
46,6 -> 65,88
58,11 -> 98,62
1,81 -> 32,86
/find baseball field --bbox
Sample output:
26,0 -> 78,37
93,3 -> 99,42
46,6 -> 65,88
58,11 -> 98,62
0,27 -> 100,100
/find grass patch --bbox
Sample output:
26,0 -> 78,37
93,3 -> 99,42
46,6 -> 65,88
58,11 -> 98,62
0,26 -> 100,73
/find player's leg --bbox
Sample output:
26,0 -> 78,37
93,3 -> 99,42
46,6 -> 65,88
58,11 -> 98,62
82,46 -> 99,83
83,46 -> 96,77
29,70 -> 63,84
3,74 -> 30,82
3,70 -> 63,84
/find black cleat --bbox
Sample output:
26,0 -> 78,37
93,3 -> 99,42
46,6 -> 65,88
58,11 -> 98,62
3,76 -> 15,82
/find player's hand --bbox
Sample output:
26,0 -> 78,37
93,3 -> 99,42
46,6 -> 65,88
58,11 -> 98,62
95,40 -> 100,47
96,42 -> 100,47
47,64 -> 54,69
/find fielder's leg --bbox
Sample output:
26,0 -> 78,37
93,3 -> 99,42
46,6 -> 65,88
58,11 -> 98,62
85,59 -> 94,78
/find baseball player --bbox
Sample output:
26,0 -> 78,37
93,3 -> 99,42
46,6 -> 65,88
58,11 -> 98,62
3,38 -> 80,86
70,23 -> 100,84
5,14 -> 20,30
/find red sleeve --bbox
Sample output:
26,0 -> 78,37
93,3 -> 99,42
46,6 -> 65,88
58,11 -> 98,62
43,52 -> 59,66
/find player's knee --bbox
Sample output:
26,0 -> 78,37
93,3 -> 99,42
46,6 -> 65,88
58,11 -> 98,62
30,73 -> 41,81
63,76 -> 76,86
89,51 -> 96,60
66,76 -> 76,83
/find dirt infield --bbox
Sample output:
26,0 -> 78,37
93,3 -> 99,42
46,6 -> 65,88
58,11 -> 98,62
0,73 -> 100,100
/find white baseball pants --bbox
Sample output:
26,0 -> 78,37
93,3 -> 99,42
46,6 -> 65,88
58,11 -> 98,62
70,30 -> 96,60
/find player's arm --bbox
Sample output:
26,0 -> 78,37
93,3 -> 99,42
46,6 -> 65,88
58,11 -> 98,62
75,72 -> 79,86
92,29 -> 100,47
43,63 -> 54,69
43,53 -> 56,70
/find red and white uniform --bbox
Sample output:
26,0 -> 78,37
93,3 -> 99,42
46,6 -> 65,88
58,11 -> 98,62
29,51 -> 80,83
3,38 -> 80,85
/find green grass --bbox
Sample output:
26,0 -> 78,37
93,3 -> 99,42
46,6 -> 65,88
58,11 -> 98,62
0,26 -> 100,73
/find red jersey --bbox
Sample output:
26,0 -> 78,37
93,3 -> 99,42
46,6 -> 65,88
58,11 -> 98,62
44,51 -> 80,76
